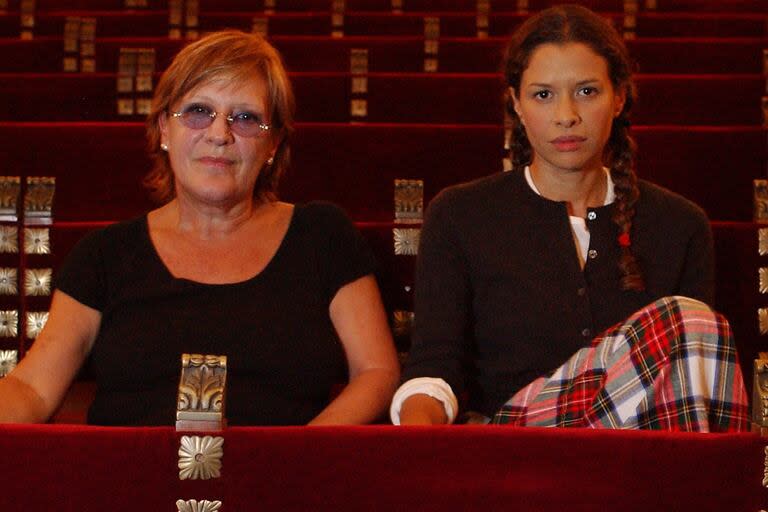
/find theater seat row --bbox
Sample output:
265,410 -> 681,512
1,10 -> 766,38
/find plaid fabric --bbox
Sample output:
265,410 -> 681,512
493,296 -> 749,432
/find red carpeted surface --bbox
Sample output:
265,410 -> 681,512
0,423 -> 764,511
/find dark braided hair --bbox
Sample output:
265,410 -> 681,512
502,4 -> 645,291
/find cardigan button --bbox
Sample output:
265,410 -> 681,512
587,211 -> 597,220
581,328 -> 592,338
587,249 -> 598,259
577,287 -> 587,297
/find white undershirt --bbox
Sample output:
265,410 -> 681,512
389,167 -> 616,425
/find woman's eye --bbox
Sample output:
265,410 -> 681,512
234,112 -> 260,124
184,104 -> 212,115
578,87 -> 598,96
533,90 -> 551,100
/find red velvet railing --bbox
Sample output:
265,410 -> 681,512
0,424 -> 765,510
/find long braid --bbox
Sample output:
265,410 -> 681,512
607,115 -> 645,291
504,91 -> 532,173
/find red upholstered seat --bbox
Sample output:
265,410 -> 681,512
1,11 -> 765,37
0,0 -> 764,421
1,122 -> 762,222
0,72 -> 763,126
0,36 -> 765,73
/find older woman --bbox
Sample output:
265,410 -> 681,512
0,30 -> 399,425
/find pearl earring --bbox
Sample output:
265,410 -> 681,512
266,157 -> 274,166
160,143 -> 169,152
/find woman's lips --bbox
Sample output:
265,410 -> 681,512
550,136 -> 586,152
198,156 -> 234,167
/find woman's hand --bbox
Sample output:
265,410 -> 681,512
398,394 -> 448,425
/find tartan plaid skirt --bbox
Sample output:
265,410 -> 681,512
492,296 -> 749,431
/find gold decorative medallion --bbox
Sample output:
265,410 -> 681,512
24,227 -> 50,254
26,311 -> 48,339
178,435 -> 224,480
0,268 -> 17,295
0,310 -> 18,338
0,225 -> 18,253
177,354 -> 227,431
0,349 -> 17,377
760,228 -> 768,256
754,355 -> 768,431
394,179 -> 424,223
761,268 -> 768,294
760,308 -> 768,335
393,228 -> 420,256
392,310 -> 415,338
24,268 -> 52,296
176,500 -> 222,512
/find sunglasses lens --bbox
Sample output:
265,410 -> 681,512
181,110 -> 214,129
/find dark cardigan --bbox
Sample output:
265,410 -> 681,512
401,169 -> 714,417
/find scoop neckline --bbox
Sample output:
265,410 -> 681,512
142,203 -> 299,288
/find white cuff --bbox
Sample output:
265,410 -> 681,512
389,377 -> 459,425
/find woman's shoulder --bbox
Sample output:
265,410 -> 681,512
73,215 -> 148,253
293,200 -> 355,229
429,170 -> 522,212
636,180 -> 709,225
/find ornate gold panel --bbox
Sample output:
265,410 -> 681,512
0,176 -> 21,222
24,177 -> 55,224
176,353 -> 227,431
394,179 -> 424,223
0,225 -> 17,254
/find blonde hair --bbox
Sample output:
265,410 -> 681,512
144,30 -> 295,204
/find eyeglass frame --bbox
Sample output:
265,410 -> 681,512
170,109 -> 271,137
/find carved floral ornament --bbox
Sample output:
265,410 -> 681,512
178,435 -> 223,480
0,349 -> 17,377
24,268 -> 52,296
26,311 -> 48,339
0,225 -> 18,253
0,267 -> 18,295
177,354 -> 226,413
24,227 -> 50,255
176,499 -> 222,512
393,228 -> 420,256
0,310 -> 18,338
